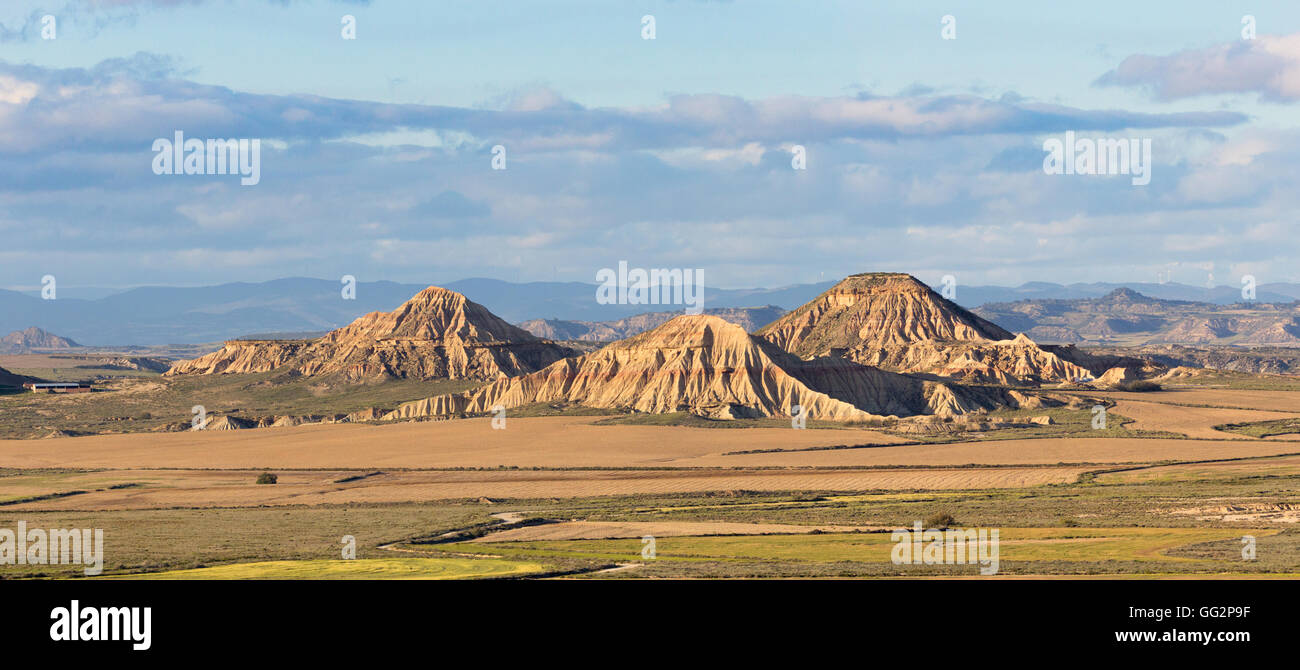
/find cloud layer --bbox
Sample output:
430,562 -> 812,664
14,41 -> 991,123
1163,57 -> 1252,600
0,50 -> 1294,292
1097,34 -> 1300,102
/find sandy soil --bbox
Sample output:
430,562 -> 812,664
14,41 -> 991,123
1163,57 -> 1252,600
674,437 -> 1298,468
1094,388 -> 1300,413
0,416 -> 904,469
0,466 -> 1088,511
1170,502 -> 1300,523
0,354 -> 87,369
1098,455 -> 1300,483
1108,398 -> 1298,440
3,414 -> 1293,472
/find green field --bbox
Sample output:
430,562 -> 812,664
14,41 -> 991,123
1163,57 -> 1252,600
441,526 -> 1272,577
1215,418 -> 1300,439
0,373 -> 484,439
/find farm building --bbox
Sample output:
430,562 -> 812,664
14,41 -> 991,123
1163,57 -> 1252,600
22,382 -> 92,394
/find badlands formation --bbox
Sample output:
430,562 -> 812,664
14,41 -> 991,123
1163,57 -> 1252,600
388,315 -> 1019,421
757,273 -> 1099,384
166,287 -> 573,381
165,273 -> 1136,427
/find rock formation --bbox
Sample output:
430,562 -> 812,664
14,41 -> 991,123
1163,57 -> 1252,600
386,315 -> 1024,422
1092,366 -> 1138,388
758,273 -> 1012,354
756,273 -> 1094,384
0,327 -> 79,353
166,286 -> 573,382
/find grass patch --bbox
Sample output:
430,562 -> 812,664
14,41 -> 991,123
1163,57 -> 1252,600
0,503 -> 495,578
1216,418 -> 1300,439
0,373 -> 484,439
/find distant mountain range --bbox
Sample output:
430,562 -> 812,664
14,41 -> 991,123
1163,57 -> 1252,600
975,288 -> 1300,346
518,306 -> 788,342
0,327 -> 80,353
3,276 -> 1298,346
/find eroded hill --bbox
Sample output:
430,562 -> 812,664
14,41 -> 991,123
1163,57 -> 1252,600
166,287 -> 574,382
388,315 -> 1034,422
756,273 -> 1098,384
1,327 -> 79,353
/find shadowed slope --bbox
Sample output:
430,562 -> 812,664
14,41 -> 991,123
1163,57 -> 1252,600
388,315 -> 1011,421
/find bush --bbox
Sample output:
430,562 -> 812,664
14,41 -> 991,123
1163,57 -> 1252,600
924,511 -> 957,529
1118,380 -> 1163,392
255,473 -> 278,485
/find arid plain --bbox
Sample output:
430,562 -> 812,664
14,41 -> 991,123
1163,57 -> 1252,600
3,274 -> 1299,579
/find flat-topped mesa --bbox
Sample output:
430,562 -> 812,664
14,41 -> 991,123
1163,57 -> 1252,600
386,314 -> 1018,422
757,272 -> 1099,384
166,286 -> 573,381
756,273 -> 1013,357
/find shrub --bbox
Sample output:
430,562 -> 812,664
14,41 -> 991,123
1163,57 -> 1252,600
924,511 -> 957,529
1118,380 -> 1162,392
255,473 -> 278,485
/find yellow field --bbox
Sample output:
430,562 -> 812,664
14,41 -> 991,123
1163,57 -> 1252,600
452,527 -> 1276,565
473,520 -> 890,542
108,557 -> 547,580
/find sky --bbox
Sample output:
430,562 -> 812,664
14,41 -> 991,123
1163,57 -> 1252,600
1,0 -> 1299,292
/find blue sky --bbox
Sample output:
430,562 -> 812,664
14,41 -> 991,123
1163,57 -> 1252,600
2,0 -> 1300,291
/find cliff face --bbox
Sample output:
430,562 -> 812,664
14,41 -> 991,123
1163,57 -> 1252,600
850,334 -> 1095,384
386,315 -> 1014,422
166,287 -> 573,381
165,340 -> 309,375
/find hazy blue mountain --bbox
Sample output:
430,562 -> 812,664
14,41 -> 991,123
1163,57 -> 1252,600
955,281 -> 1296,307
3,277 -> 1295,346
